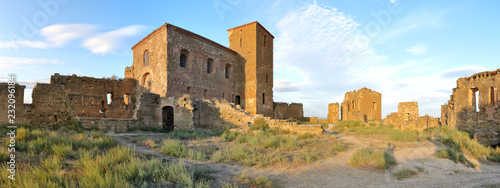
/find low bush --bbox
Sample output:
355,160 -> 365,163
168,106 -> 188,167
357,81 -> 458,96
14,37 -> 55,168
249,118 -> 269,130
161,139 -> 206,161
393,167 -> 418,180
331,141 -> 348,152
349,148 -> 396,169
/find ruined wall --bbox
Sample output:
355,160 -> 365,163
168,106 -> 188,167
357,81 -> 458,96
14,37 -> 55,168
30,83 -> 74,125
50,74 -> 136,119
383,102 -> 439,131
0,84 -> 28,124
327,103 -> 339,123
341,88 -> 382,122
272,102 -> 303,120
441,69 -> 500,145
228,22 -> 274,116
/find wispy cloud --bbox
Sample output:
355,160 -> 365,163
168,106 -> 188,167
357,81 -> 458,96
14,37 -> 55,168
406,44 -> 428,55
0,40 -> 51,49
274,4 -> 388,117
440,66 -> 486,79
275,79 -> 300,92
273,4 -> 465,118
0,24 -> 146,54
40,24 -> 98,46
377,9 -> 446,41
0,57 -> 63,64
82,25 -> 147,54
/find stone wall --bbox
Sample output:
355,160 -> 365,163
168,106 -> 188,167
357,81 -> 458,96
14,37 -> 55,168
341,88 -> 381,122
272,102 -> 304,120
441,69 -> 500,145
77,117 -> 138,133
50,74 -> 136,119
383,102 -> 440,131
327,103 -> 339,123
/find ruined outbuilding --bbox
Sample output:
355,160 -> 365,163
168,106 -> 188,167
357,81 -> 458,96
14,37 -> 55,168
383,102 -> 439,131
442,69 -> 500,145
341,88 -> 381,122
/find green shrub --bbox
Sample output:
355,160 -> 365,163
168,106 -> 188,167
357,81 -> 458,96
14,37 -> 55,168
349,148 -> 396,169
298,133 -> 314,139
331,142 -> 348,152
51,144 -> 73,158
221,130 -> 240,142
238,170 -> 274,188
161,139 -> 206,161
249,118 -> 269,130
393,167 -> 417,180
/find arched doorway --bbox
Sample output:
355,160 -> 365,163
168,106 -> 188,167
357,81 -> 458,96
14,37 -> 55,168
162,106 -> 174,131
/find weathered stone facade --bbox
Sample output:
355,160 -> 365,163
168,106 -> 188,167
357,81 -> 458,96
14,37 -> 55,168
383,102 -> 439,131
327,103 -> 340,123
441,69 -> 500,145
341,88 -> 381,122
126,21 -> 275,117
272,102 -> 304,120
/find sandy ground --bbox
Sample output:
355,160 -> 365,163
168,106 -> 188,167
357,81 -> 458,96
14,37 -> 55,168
108,132 -> 500,188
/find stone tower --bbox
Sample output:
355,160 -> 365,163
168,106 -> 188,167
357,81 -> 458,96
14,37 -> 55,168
227,22 -> 274,116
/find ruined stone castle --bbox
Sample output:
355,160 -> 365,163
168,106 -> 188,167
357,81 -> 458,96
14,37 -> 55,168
0,22 -> 306,132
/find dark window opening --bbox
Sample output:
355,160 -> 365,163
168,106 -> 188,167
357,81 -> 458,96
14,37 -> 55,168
143,50 -> 149,67
235,95 -> 241,105
263,35 -> 267,46
222,92 -> 225,100
225,64 -> 232,79
180,49 -> 189,68
203,89 -> 208,98
262,93 -> 265,104
187,87 -> 191,95
207,58 -> 214,74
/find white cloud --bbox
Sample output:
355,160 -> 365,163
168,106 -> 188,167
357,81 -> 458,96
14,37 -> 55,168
82,25 -> 146,54
0,40 -> 51,49
0,57 -> 63,64
390,0 -> 397,3
274,4 -> 388,117
273,4 -> 467,118
406,44 -> 428,55
0,24 -> 145,54
274,79 -> 300,92
377,9 -> 446,41
40,24 -> 98,46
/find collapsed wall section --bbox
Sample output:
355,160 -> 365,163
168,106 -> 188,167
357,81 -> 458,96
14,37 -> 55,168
341,88 -> 381,122
441,69 -> 500,145
383,102 -> 439,131
272,102 -> 304,120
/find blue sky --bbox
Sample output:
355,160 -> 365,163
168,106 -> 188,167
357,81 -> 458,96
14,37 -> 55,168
1,0 -> 499,119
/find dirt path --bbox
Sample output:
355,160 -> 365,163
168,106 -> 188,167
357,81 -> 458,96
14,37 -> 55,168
109,133 -> 500,188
